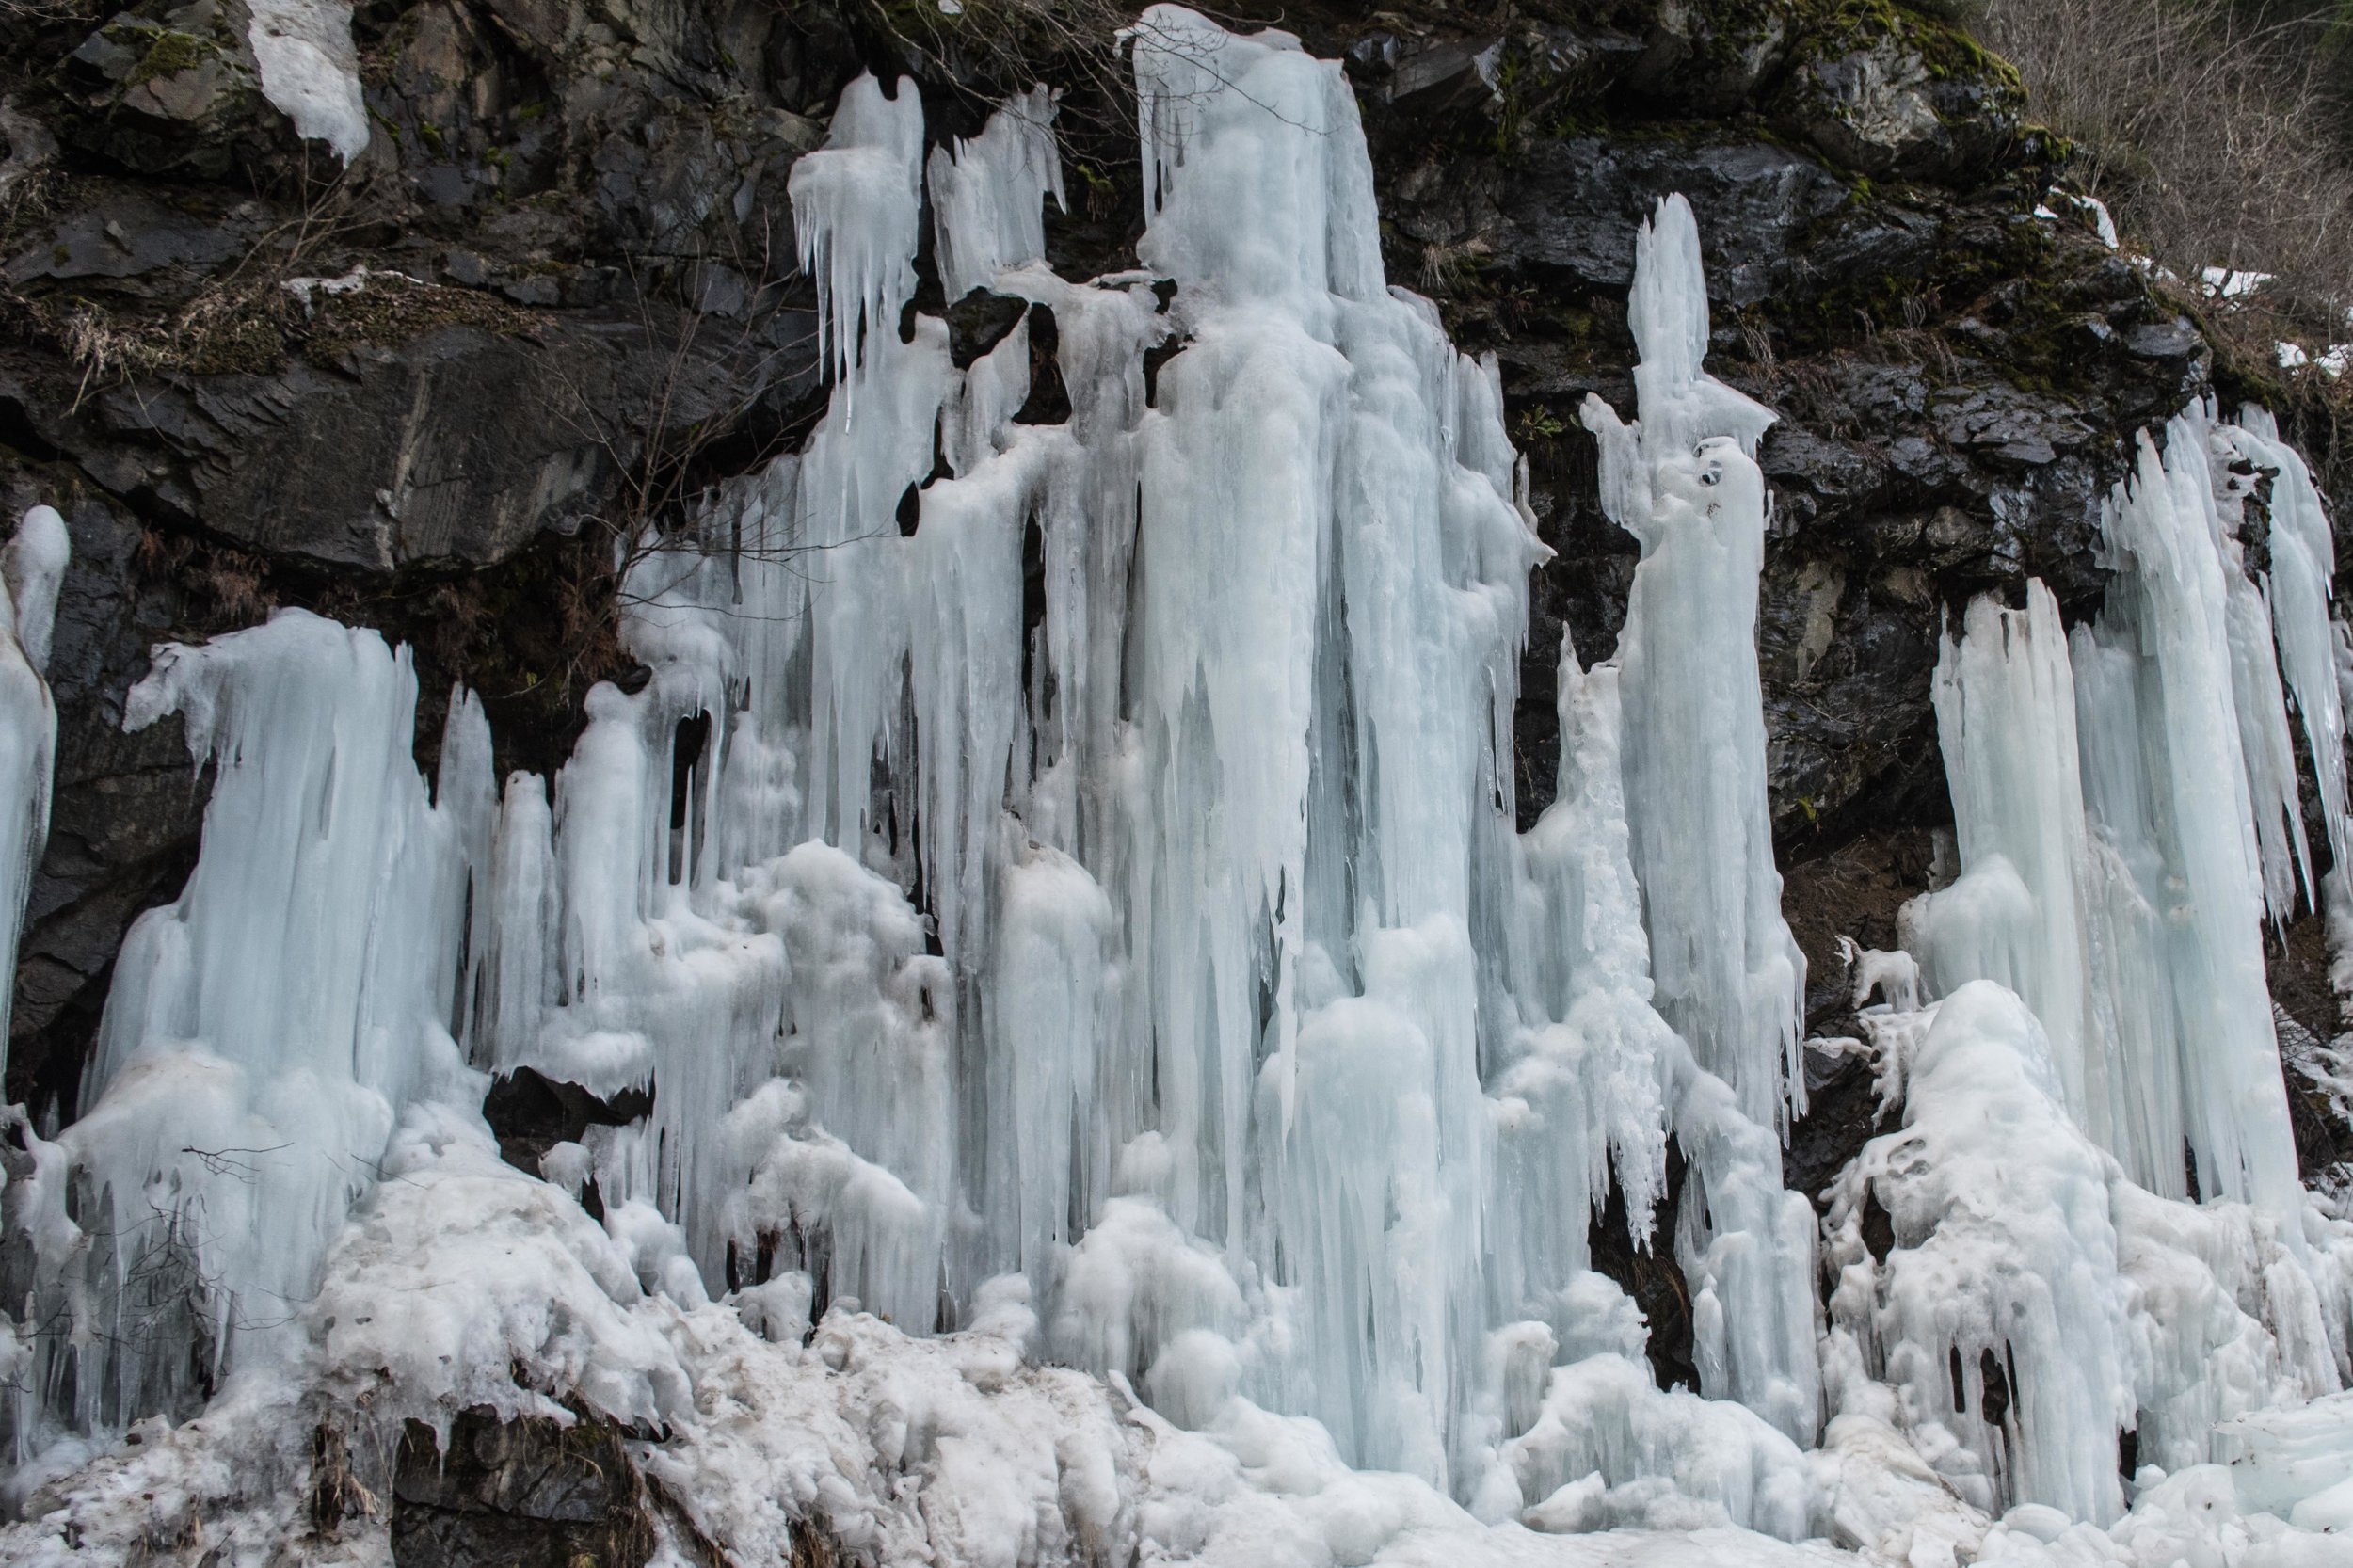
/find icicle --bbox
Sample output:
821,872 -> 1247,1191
0,505 -> 66,1064
1489,643 -> 1673,1345
1901,584 -> 2113,1135
2209,417 -> 2314,924
789,73 -> 925,384
2233,408 -> 2349,886
927,87 -> 1065,302
984,841 -> 1112,1300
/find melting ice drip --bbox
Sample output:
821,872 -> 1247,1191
2,8 -> 1823,1498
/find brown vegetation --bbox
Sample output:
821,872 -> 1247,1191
1972,0 -> 2353,487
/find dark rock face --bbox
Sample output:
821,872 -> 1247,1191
8,304 -> 808,571
1589,1140 -> 1697,1392
484,1066 -> 654,1181
1785,1041 -> 1902,1215
392,1410 -> 655,1568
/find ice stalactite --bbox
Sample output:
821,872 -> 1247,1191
1913,404 -> 2315,1213
0,505 -> 67,1061
1488,646 -> 1675,1359
928,86 -> 1064,302
2231,407 -> 2352,937
1578,197 -> 1804,1138
789,72 -> 926,384
1899,585 -> 2126,1144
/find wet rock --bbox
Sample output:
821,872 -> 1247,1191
392,1409 -> 655,1568
1780,33 -> 2020,184
1589,1141 -> 1697,1393
1385,36 -> 1506,132
3,296 -> 815,570
484,1066 -> 654,1177
945,287 -> 1029,369
1624,1 -> 1790,117
4,185 -> 264,288
1785,1041 -> 1901,1214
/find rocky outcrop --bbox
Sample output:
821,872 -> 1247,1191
390,1410 -> 655,1568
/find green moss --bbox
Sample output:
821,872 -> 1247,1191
1514,404 -> 1568,443
515,101 -> 551,124
123,26 -> 221,86
1786,0 -> 2022,90
416,120 -> 448,159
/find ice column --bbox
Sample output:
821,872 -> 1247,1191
1901,585 -> 2121,1139
1489,645 -> 1675,1342
2233,408 -> 2349,888
2211,420 -> 2313,925
1128,6 -> 1543,1483
2071,414 -> 2303,1215
1578,197 -> 1805,1134
0,505 -> 67,1062
1546,199 -> 1819,1444
45,611 -> 474,1432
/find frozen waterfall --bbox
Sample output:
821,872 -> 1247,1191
11,8 -> 2353,1566
1906,401 -> 2326,1218
14,7 -> 1823,1494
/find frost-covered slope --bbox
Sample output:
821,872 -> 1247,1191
5,8 -> 2353,1568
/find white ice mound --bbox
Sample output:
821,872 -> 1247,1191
1824,978 -> 2352,1535
1824,982 -> 2138,1524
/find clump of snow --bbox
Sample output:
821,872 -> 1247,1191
280,264 -> 424,314
246,0 -> 370,163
